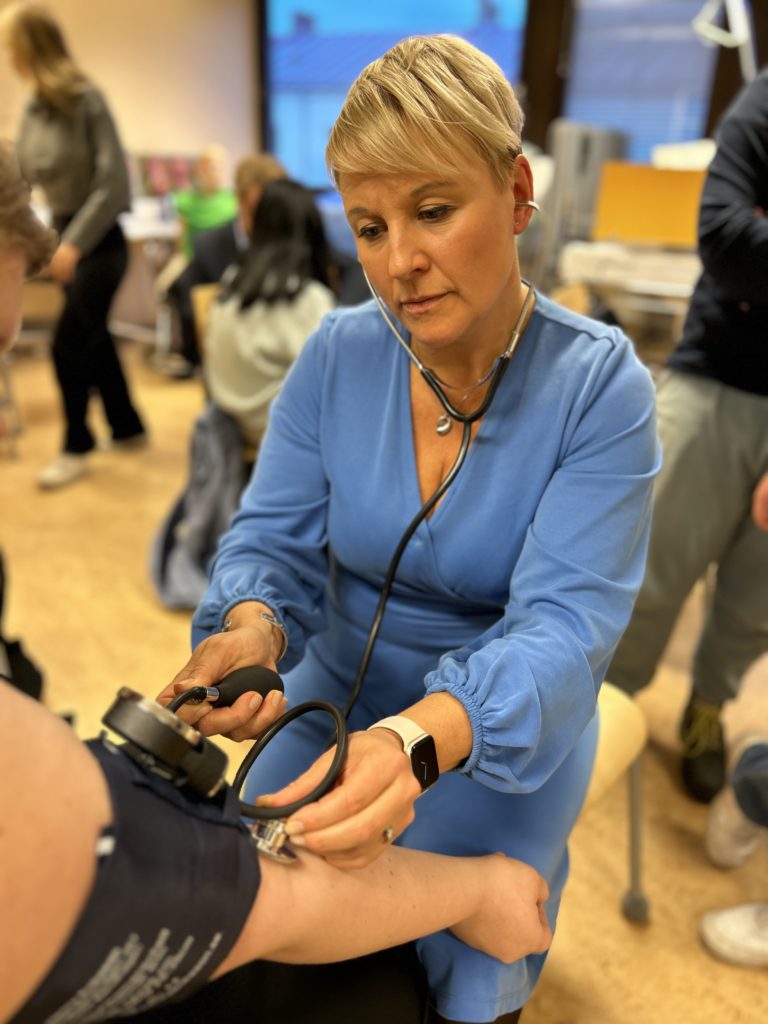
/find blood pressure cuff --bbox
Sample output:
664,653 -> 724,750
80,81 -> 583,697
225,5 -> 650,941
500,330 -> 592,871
10,736 -> 261,1023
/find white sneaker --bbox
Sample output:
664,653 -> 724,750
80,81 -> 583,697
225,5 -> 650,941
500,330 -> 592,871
37,453 -> 88,490
706,785 -> 764,868
699,902 -> 768,967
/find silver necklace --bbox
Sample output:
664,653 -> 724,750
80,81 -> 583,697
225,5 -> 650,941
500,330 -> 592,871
359,269 -> 534,437
434,362 -> 497,436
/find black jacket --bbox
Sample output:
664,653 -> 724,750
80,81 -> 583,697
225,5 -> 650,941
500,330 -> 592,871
669,69 -> 768,395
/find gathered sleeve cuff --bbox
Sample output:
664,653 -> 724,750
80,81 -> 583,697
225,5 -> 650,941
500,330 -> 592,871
427,329 -> 660,792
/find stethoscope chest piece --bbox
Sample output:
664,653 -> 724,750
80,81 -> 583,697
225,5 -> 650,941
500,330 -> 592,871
250,819 -> 298,863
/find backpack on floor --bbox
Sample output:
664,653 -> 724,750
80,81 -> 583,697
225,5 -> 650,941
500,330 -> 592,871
149,403 -> 247,610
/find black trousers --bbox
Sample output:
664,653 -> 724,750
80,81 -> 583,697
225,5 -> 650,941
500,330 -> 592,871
112,944 -> 429,1024
52,221 -> 145,453
113,945 -> 524,1024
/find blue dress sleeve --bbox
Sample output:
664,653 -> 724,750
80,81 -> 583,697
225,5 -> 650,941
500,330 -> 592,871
191,318 -> 335,665
424,330 -> 660,793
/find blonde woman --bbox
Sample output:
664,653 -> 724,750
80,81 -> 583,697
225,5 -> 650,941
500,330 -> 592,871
166,35 -> 660,1024
2,2 -> 146,489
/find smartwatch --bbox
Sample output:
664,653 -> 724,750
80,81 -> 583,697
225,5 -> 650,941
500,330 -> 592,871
368,715 -> 439,792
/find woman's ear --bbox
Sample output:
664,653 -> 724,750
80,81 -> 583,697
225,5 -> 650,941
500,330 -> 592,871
511,155 -> 536,235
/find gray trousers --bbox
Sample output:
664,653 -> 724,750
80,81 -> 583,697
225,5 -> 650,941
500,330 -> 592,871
609,370 -> 768,705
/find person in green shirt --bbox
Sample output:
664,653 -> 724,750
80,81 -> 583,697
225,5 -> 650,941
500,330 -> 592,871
173,144 -> 238,259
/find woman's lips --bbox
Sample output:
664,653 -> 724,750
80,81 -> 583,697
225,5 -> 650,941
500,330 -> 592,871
401,293 -> 446,315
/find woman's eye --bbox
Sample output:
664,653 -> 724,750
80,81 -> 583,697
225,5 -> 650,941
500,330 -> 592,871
420,205 -> 451,222
357,223 -> 383,241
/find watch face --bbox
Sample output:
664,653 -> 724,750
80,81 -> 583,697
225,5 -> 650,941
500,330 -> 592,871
411,734 -> 439,791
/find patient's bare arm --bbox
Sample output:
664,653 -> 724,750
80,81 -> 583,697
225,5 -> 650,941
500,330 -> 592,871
218,846 -> 551,974
1,681 -> 551,1024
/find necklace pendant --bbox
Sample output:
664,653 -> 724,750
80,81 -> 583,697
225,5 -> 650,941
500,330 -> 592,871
436,414 -> 452,436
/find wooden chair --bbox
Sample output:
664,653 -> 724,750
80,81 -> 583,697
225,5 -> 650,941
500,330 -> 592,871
584,682 -> 650,922
189,282 -> 221,360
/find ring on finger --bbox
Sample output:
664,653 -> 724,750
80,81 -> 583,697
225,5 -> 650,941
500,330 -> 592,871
382,825 -> 394,844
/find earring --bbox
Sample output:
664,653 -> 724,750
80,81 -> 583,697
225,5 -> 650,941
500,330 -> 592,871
515,199 -> 540,212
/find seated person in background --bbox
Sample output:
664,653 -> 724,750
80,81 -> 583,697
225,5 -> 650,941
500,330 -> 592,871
204,178 -> 336,451
167,152 -> 287,375
149,178 -> 331,611
0,135 -> 553,1024
153,143 -> 240,378
172,143 -> 237,259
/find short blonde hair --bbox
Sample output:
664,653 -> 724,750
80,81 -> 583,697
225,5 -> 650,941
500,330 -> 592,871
0,2 -> 88,111
234,153 -> 286,198
326,35 -> 524,189
0,142 -> 57,276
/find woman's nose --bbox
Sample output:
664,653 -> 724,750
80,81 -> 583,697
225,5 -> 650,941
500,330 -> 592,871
387,227 -> 428,279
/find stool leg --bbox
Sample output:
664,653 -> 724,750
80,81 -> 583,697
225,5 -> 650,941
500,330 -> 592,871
622,753 -> 650,923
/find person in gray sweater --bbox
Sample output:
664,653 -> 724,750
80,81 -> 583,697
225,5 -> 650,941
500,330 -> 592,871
2,2 -> 146,489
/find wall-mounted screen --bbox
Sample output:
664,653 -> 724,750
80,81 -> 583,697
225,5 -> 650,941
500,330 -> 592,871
263,1 -> 529,191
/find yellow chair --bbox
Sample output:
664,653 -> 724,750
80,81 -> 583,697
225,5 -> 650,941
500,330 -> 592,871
584,681 -> 650,922
190,282 -> 221,358
591,162 -> 705,249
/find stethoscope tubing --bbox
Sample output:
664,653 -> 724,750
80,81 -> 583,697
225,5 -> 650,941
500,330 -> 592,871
233,278 -> 535,818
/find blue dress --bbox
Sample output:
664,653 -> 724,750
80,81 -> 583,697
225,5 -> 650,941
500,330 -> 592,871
193,291 -> 660,1020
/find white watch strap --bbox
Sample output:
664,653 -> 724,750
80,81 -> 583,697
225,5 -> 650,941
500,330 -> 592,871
368,715 -> 428,753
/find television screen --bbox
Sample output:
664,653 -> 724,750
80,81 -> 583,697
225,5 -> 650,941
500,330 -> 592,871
263,1 -> 529,192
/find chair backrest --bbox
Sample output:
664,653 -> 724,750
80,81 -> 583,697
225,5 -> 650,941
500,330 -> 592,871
583,681 -> 648,811
190,283 -> 220,358
591,162 -> 705,249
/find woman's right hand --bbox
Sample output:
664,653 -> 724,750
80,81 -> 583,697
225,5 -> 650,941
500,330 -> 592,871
156,614 -> 287,741
451,854 -> 552,964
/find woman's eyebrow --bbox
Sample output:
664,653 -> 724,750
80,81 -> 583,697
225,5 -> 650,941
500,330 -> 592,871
346,179 -> 459,219
410,180 -> 455,197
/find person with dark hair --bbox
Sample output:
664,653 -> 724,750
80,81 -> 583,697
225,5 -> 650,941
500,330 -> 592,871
0,137 -> 552,1024
1,1 -> 146,489
203,178 -> 336,450
163,152 -> 288,376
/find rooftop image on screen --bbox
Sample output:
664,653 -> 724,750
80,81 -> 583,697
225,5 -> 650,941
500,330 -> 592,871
265,1 -> 529,191
563,0 -> 722,162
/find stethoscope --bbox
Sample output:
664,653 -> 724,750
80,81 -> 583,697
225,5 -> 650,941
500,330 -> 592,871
361,195 -> 540,436
102,200 -> 540,862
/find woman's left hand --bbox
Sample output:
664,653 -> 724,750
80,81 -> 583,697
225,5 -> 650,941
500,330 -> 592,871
48,241 -> 81,285
255,729 -> 422,868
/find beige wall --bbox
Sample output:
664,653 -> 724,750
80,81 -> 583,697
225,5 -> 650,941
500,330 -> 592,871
0,0 -> 258,165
